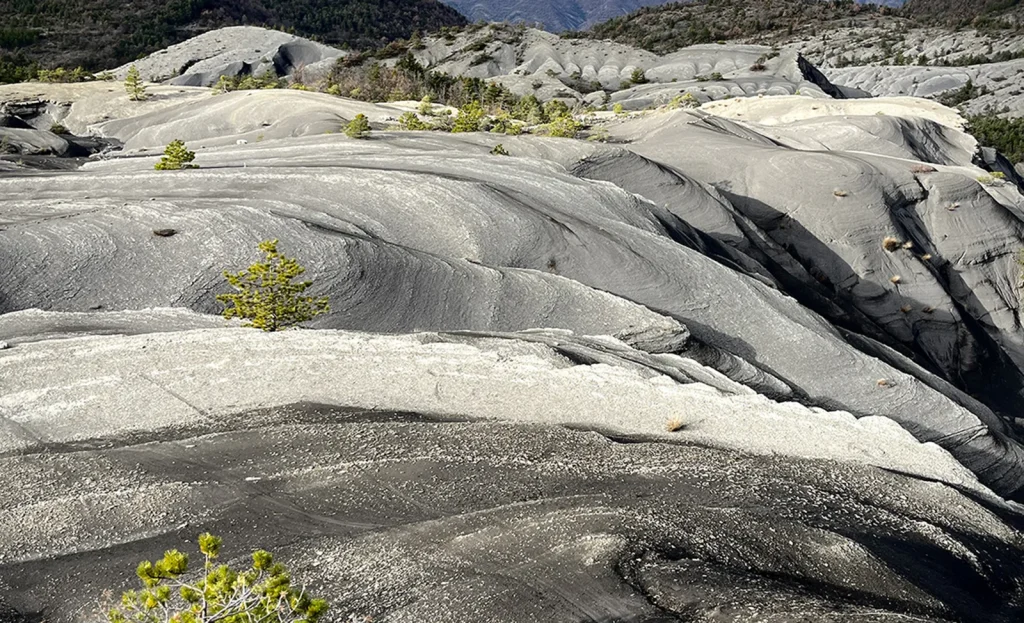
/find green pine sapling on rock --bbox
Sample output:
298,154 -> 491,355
218,239 -> 330,331
154,139 -> 196,170
106,533 -> 328,623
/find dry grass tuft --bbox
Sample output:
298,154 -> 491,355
921,253 -> 933,261
900,305 -> 912,313
890,275 -> 902,284
666,418 -> 685,433
877,378 -> 895,388
882,236 -> 902,252
902,240 -> 914,250
833,189 -> 848,197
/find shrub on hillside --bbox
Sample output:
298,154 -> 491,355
452,101 -> 486,132
124,64 -> 147,101
218,239 -> 330,331
345,114 -> 371,138
106,533 -> 328,623
967,113 -> 1024,163
154,139 -> 196,170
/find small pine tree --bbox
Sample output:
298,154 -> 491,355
217,239 -> 330,331
630,67 -> 649,85
418,94 -> 434,116
345,114 -> 371,139
154,139 -> 196,170
106,533 -> 328,623
124,64 -> 147,101
452,101 -> 486,133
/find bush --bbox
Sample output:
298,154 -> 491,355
154,139 -> 196,170
213,72 -> 285,93
418,94 -> 434,115
977,171 -> 1007,186
106,533 -> 328,623
630,67 -> 648,84
452,101 -> 486,132
36,66 -> 90,83
218,239 -> 330,331
397,111 -> 431,130
668,93 -> 698,109
124,64 -> 146,101
543,100 -> 571,121
967,113 -> 1024,163
490,143 -> 509,155
545,115 -> 582,138
345,114 -> 371,139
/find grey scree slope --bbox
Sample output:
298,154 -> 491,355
1,25 -> 1024,623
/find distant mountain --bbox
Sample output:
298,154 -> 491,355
439,0 -> 907,32
439,0 -> 675,31
0,0 -> 467,72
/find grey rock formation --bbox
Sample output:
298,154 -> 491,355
114,26 -> 346,87
2,29 -> 1024,623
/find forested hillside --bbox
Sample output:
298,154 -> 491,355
574,0 -> 897,54
0,0 -> 467,75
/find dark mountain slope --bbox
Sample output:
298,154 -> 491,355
0,0 -> 467,72
903,0 -> 1024,27
575,0 -> 900,54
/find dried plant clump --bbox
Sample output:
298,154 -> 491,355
882,237 -> 902,252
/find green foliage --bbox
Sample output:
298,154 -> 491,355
154,139 -> 197,170
125,64 -> 147,101
490,143 -> 509,156
967,113 -> 1024,163
668,93 -> 699,109
937,80 -> 987,108
217,240 -> 330,331
345,114 -> 371,139
0,0 -> 467,74
612,102 -> 625,115
512,95 -> 546,125
107,533 -> 328,623
327,54 -> 518,112
0,54 -> 38,84
977,171 -> 1007,186
543,100 -> 571,121
545,115 -> 582,139
213,72 -> 286,93
629,68 -> 648,85
36,66 -> 91,83
576,0 -> 890,54
49,123 -> 69,135
489,112 -> 523,135
417,94 -> 434,115
397,111 -> 431,130
452,101 -> 486,133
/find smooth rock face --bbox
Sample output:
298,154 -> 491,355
0,326 -> 1022,623
113,26 -> 346,86
3,28 -> 1024,623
